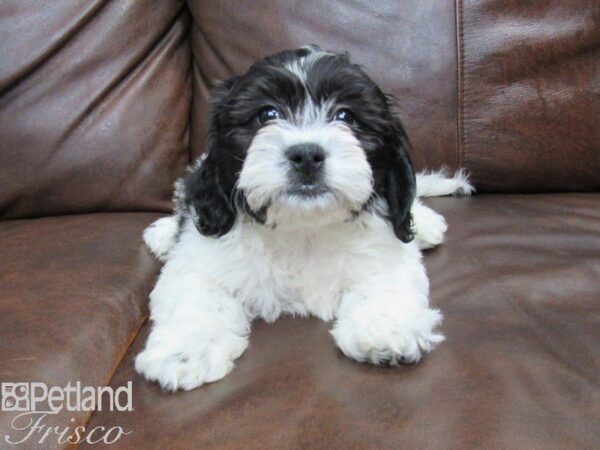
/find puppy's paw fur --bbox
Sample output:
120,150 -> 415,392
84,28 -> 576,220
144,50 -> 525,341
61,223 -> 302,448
135,329 -> 247,391
331,306 -> 444,365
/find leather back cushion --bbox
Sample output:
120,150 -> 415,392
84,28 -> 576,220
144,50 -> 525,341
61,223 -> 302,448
459,0 -> 600,192
189,0 -> 600,192
188,0 -> 459,173
0,0 -> 191,219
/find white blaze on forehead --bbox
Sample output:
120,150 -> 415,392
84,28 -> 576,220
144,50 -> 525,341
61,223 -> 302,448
282,48 -> 344,127
293,97 -> 337,127
284,47 -> 332,87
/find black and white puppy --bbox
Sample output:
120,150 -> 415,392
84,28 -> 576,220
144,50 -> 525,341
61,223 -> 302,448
136,45 -> 472,391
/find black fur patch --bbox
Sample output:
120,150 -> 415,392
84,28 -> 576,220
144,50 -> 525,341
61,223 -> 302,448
184,46 -> 416,241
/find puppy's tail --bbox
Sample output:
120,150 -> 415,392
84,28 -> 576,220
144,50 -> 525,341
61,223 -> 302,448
416,169 -> 474,198
143,216 -> 180,262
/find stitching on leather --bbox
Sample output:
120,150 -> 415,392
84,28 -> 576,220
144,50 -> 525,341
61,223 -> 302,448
455,0 -> 465,169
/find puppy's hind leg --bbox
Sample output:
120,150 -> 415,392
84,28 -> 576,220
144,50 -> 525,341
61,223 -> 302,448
412,169 -> 474,249
412,199 -> 448,250
416,169 -> 474,198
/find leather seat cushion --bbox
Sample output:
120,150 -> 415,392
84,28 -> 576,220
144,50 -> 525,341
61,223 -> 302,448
82,194 -> 600,449
0,213 -> 162,439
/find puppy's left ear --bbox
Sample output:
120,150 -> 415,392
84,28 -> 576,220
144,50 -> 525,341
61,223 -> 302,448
382,124 -> 416,243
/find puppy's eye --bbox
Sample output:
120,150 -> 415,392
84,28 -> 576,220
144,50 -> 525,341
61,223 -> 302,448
258,106 -> 280,124
333,109 -> 355,124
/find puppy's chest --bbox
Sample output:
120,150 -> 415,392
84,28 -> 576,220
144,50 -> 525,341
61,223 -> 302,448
247,233 -> 355,318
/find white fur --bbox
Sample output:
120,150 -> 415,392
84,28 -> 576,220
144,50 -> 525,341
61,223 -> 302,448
143,216 -> 179,262
412,169 -> 474,249
238,120 -> 372,229
411,199 -> 448,250
136,172 -> 472,390
285,46 -> 332,87
416,168 -> 474,198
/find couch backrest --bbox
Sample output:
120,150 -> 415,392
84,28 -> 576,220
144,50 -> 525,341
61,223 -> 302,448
188,0 -> 600,193
0,0 -> 191,219
1,0 -> 598,219
188,0 -> 459,174
459,0 -> 600,192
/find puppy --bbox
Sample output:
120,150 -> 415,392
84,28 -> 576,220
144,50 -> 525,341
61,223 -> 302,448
135,45 -> 472,391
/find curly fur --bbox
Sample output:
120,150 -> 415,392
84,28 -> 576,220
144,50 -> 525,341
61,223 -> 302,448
136,46 -> 473,391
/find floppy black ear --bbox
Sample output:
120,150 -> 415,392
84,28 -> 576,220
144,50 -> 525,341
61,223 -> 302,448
383,126 -> 416,243
184,78 -> 240,237
184,152 -> 236,237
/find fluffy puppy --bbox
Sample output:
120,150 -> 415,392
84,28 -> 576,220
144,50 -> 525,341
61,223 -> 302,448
136,45 -> 473,391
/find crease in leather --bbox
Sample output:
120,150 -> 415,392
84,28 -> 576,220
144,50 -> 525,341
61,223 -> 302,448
114,9 -> 192,189
192,18 -> 235,76
56,5 -> 189,148
493,276 -> 600,390
181,16 -> 200,166
0,0 -> 192,219
80,312 -> 151,447
191,50 -> 214,159
75,228 -> 160,445
185,20 -> 194,165
0,0 -> 110,96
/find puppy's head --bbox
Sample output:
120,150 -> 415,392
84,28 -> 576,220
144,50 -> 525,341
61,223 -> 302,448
185,45 -> 415,241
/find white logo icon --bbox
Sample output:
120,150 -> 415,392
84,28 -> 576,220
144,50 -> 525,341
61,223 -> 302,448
1,383 -> 30,411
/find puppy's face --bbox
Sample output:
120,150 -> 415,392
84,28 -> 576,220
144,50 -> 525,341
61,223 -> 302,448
185,46 -> 415,240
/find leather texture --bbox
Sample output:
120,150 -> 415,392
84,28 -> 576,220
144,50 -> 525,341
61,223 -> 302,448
188,0 -> 460,172
458,0 -> 600,192
0,213 -> 161,445
83,195 -> 600,449
0,0 -> 191,219
189,0 -> 600,192
1,1 -> 600,448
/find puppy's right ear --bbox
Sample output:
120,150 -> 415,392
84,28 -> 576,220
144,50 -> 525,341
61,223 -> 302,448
184,152 -> 236,237
184,77 -> 240,237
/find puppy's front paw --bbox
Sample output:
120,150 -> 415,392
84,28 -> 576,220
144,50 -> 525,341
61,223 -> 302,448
135,332 -> 247,391
331,306 -> 444,365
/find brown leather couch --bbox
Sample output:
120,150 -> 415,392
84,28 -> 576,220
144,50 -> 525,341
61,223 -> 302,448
1,1 -> 599,449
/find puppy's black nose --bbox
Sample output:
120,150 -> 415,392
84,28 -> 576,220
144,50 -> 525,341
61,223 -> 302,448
286,143 -> 325,174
